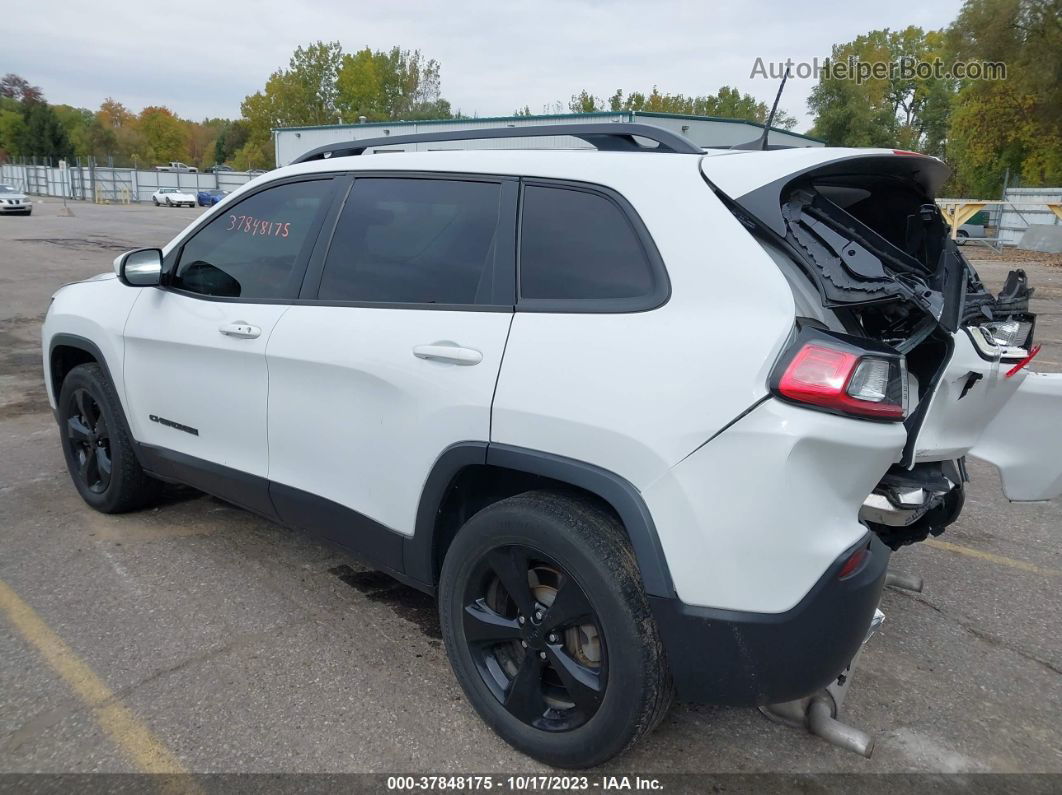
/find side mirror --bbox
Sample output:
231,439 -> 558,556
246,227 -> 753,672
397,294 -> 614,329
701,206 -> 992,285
117,248 -> 163,287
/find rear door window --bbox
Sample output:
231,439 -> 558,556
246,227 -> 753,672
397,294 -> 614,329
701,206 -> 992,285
317,177 -> 504,306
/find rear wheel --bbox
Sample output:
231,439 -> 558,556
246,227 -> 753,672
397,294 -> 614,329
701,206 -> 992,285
153,198 -> 159,206
58,363 -> 160,513
956,229 -> 969,245
439,491 -> 672,768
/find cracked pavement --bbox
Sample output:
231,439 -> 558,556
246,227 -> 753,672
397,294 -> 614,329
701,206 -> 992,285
0,202 -> 1060,774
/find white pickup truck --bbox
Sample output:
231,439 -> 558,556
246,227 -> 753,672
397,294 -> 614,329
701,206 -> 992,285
153,161 -> 197,173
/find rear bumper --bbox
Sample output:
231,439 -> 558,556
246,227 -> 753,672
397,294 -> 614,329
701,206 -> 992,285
651,532 -> 889,706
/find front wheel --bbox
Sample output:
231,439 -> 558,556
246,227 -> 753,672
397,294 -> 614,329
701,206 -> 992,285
58,363 -> 160,513
153,198 -> 159,206
439,492 -> 672,768
956,229 -> 969,245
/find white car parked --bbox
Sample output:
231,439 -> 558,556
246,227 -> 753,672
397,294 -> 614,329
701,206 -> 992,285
151,187 -> 197,208
41,125 -> 1062,768
0,184 -> 32,214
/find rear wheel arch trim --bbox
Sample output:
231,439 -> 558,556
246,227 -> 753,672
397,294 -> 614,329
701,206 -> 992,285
405,441 -> 675,598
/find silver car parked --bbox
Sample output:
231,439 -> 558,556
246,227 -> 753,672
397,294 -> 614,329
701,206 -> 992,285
0,185 -> 32,215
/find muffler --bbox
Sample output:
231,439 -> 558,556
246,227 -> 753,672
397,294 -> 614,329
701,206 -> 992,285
759,608 -> 883,757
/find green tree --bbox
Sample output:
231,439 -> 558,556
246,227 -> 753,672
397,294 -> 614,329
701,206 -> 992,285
214,119 -> 250,165
808,27 -> 955,153
569,90 -> 602,113
593,85 -> 798,128
17,101 -> 74,163
137,106 -> 187,163
945,0 -> 1061,195
336,46 -> 452,121
239,41 -> 346,167
0,104 -> 28,159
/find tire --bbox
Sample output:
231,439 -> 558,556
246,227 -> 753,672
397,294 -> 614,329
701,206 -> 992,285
439,491 -> 673,768
57,363 -> 161,514
165,198 -> 172,207
153,198 -> 159,206
956,230 -> 969,245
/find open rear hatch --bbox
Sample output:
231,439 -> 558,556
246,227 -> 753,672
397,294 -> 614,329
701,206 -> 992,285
701,149 -> 1058,546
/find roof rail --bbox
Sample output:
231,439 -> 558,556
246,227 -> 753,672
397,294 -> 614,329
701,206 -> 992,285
290,123 -> 703,163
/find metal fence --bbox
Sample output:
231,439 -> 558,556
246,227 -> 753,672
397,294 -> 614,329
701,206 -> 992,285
0,161 -> 256,204
998,187 -> 1062,247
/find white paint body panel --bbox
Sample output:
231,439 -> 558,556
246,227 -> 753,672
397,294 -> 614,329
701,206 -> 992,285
970,372 -> 1062,501
122,289 -> 289,477
910,332 -> 1027,463
42,275 -> 138,413
491,160 -> 796,488
642,399 -> 907,612
266,306 -> 512,534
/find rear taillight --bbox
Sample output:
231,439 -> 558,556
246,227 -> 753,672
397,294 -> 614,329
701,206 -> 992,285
771,329 -> 907,422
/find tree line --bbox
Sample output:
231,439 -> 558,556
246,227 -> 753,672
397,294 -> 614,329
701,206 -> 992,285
808,0 -> 1058,195
1,0 -> 1056,195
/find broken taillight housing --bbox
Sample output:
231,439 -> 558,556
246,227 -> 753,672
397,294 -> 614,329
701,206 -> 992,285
771,327 -> 908,422
984,319 -> 1033,348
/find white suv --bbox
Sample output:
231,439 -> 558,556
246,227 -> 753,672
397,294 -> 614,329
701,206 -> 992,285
42,125 -> 1062,768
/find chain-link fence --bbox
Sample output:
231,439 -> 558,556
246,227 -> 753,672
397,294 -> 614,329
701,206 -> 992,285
0,159 -> 257,204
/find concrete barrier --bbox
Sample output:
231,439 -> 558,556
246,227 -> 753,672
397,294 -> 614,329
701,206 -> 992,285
1018,224 -> 1062,254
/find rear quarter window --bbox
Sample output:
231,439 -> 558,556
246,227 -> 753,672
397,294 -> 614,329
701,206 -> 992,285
518,183 -> 666,311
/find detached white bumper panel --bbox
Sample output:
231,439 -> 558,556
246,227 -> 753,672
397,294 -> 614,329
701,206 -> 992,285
643,398 -> 907,613
970,371 -> 1062,501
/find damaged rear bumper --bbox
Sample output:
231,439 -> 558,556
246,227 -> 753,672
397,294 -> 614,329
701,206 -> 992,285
650,532 -> 889,706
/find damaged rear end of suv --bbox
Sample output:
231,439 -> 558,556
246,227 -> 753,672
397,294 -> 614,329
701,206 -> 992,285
693,146 -> 1062,754
703,148 -> 1058,549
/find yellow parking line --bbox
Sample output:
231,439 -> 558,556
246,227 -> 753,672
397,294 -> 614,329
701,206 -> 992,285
0,578 -> 186,773
925,539 -> 1060,577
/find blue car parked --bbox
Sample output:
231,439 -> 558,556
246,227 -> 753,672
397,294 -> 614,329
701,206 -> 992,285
196,189 -> 229,207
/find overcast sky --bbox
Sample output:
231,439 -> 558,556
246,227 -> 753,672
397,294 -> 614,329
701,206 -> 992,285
8,1 -> 965,131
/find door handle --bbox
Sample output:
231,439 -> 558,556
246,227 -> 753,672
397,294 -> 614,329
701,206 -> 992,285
219,321 -> 262,339
412,342 -> 483,366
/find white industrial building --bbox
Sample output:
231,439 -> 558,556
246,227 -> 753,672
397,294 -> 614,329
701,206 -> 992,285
273,111 -> 823,166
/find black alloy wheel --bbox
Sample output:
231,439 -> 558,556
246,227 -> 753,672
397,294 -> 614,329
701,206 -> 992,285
57,363 -> 160,513
462,545 -> 607,731
439,492 -> 672,767
65,387 -> 112,494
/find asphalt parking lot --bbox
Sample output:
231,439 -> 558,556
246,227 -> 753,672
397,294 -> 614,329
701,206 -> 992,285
1,199 -> 1060,776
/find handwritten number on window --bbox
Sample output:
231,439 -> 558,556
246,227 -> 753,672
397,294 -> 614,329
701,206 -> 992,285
226,214 -> 290,237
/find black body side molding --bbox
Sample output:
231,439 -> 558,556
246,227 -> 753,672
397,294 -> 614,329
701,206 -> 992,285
135,439 -> 675,598
401,442 -> 674,597
48,334 -> 114,403
404,442 -> 489,586
124,438 -> 880,707
486,444 -> 674,597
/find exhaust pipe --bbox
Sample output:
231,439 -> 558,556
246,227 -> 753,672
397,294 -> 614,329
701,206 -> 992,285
885,569 -> 924,592
807,698 -> 875,758
759,608 -> 884,757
